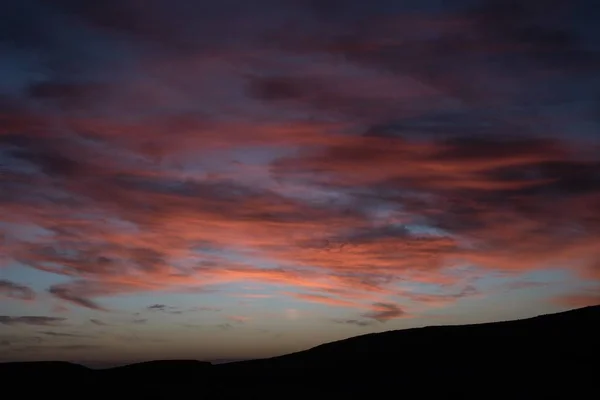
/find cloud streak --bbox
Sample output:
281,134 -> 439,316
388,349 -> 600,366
0,316 -> 66,326
0,280 -> 35,301
363,303 -> 407,322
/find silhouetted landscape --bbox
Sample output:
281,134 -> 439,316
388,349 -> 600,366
2,1 -> 600,399
2,305 -> 598,398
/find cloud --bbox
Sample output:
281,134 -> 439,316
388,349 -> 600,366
89,319 -> 108,326
146,304 -> 183,314
286,292 -> 361,308
399,286 -> 481,308
0,280 -> 35,301
55,344 -> 103,350
234,294 -> 273,299
1,0 -> 599,317
0,335 -> 43,348
191,306 -> 222,312
217,323 -> 234,330
502,281 -> 549,291
227,316 -> 250,324
48,283 -> 109,311
272,134 -> 600,281
332,319 -> 375,327
363,303 -> 407,322
554,291 -> 600,308
39,331 -> 87,338
0,316 -> 66,326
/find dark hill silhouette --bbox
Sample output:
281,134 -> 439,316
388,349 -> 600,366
2,305 -> 598,398
99,359 -> 212,382
215,305 -> 599,395
0,360 -> 91,376
221,303 -> 599,369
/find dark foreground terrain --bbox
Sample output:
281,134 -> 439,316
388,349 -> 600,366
2,305 -> 598,398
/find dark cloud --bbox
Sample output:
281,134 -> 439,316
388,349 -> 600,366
0,133 -> 96,185
0,280 -> 35,301
146,304 -> 182,314
26,82 -> 114,111
48,283 -> 107,311
247,76 -> 309,102
363,303 -> 406,322
0,316 -> 66,326
400,285 -> 480,306
191,306 -> 222,312
89,319 -> 108,326
39,331 -> 87,338
503,281 -> 548,291
332,319 -> 375,327
55,344 -> 103,350
0,335 -> 43,349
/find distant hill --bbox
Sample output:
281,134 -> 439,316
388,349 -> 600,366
99,359 -> 212,381
2,305 -> 598,398
215,304 -> 599,395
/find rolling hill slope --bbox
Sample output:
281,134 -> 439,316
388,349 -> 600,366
2,305 -> 598,398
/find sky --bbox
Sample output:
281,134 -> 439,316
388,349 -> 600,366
1,0 -> 599,367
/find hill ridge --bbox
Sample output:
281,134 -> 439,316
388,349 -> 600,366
1,304 -> 598,398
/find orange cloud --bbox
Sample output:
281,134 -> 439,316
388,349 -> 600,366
3,132 -> 599,314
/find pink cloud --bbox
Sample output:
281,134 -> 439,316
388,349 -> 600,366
3,131 -> 599,315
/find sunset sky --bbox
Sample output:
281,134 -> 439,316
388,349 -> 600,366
1,0 -> 599,366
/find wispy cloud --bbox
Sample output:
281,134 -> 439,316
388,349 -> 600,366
286,292 -> 361,308
217,323 -> 234,331
363,303 -> 407,322
554,291 -> 600,308
399,286 -> 481,308
0,335 -> 43,348
332,319 -> 375,327
54,344 -> 103,351
227,316 -> 250,324
191,306 -> 222,312
0,280 -> 35,301
146,304 -> 183,314
234,294 -> 274,299
0,316 -> 66,326
39,331 -> 88,338
147,304 -> 168,310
